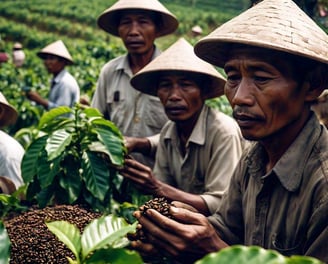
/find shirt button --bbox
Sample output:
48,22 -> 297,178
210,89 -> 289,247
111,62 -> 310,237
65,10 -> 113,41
134,116 -> 140,123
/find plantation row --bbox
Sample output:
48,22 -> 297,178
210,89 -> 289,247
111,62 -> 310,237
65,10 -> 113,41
0,0 -> 237,141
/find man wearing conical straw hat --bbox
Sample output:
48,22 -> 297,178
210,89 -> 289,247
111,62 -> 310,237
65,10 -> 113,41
0,92 -> 24,193
120,38 -> 245,216
91,0 -> 178,168
131,0 -> 328,262
25,40 -> 80,110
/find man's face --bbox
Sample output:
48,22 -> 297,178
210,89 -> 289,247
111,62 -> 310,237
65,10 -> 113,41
43,54 -> 65,74
157,73 -> 204,123
118,11 -> 157,55
224,46 -> 308,141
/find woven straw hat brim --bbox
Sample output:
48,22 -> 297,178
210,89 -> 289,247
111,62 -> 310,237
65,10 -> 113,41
0,92 -> 18,127
37,40 -> 73,64
194,0 -> 328,68
97,0 -> 178,37
131,38 -> 226,98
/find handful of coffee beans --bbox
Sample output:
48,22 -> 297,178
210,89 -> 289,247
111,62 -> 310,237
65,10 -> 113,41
141,197 -> 172,218
132,197 -> 173,242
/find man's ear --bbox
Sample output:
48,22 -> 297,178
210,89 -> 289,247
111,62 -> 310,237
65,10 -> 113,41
304,81 -> 325,102
304,64 -> 328,102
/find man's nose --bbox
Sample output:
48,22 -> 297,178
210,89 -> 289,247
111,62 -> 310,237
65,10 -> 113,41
231,78 -> 254,106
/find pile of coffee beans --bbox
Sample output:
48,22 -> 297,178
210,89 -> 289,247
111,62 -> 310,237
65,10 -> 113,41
3,204 -> 102,263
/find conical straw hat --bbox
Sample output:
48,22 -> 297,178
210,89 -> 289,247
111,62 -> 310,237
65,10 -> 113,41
130,38 -> 226,98
0,92 -> 18,127
194,0 -> 328,68
37,40 -> 73,64
97,0 -> 178,37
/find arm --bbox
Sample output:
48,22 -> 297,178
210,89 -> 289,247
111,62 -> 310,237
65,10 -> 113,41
26,91 -> 49,109
124,134 -> 160,157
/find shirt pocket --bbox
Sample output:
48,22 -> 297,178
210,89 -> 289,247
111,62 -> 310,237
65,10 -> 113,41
144,96 -> 168,130
106,93 -> 127,129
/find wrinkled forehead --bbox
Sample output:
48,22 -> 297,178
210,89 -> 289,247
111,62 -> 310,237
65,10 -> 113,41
224,44 -> 310,75
226,45 -> 286,65
119,9 -> 158,22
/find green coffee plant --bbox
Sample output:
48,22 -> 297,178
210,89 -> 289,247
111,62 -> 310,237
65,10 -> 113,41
21,104 -> 127,212
46,214 -> 142,264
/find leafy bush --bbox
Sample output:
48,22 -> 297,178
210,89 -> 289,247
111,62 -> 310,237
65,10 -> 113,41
21,104 -> 127,212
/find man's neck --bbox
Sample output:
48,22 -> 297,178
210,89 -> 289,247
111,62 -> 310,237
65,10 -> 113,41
128,46 -> 155,74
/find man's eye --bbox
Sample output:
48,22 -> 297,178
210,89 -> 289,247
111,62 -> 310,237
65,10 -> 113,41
158,82 -> 170,88
226,75 -> 240,82
119,19 -> 130,25
180,81 -> 193,87
139,19 -> 151,24
254,76 -> 270,82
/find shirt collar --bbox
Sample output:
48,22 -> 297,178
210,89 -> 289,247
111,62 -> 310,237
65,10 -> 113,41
164,105 -> 208,146
116,45 -> 161,76
52,69 -> 66,85
247,113 -> 322,191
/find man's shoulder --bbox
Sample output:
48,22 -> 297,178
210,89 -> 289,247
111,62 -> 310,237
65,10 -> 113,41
101,54 -> 127,72
0,131 -> 24,153
207,107 -> 240,133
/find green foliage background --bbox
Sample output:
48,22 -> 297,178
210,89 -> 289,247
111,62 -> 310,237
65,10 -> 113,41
0,0 -> 326,138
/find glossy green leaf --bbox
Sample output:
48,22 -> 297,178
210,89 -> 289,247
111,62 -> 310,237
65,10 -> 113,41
195,245 -> 323,264
86,248 -> 143,264
94,126 -> 125,167
286,255 -> 324,264
82,107 -> 103,118
46,221 -> 81,263
38,106 -> 72,129
0,221 -> 10,264
81,151 -> 110,201
38,155 -> 61,188
46,129 -> 73,161
21,135 -> 48,183
92,119 -> 123,138
81,215 -> 137,259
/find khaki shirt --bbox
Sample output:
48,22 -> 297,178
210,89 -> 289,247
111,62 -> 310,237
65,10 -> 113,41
91,47 -> 168,166
154,105 -> 245,214
208,113 -> 328,262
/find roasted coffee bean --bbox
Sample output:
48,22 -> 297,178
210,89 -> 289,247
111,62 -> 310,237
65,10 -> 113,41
141,197 -> 172,218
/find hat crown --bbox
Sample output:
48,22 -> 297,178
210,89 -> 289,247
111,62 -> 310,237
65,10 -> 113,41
131,38 -> 226,98
195,0 -> 328,67
38,40 -> 73,64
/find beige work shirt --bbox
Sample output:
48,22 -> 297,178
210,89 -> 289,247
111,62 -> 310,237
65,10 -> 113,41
208,113 -> 328,262
91,47 -> 168,166
154,105 -> 245,214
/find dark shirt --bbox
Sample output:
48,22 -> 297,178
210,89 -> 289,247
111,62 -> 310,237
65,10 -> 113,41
208,113 -> 328,262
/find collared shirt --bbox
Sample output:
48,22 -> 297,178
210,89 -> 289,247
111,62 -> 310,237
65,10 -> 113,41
154,105 -> 245,214
48,69 -> 80,110
208,113 -> 328,262
0,130 -> 24,188
91,47 -> 168,167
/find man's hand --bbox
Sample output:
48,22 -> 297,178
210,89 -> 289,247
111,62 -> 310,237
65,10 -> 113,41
131,202 -> 228,262
119,158 -> 161,195
124,136 -> 151,155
